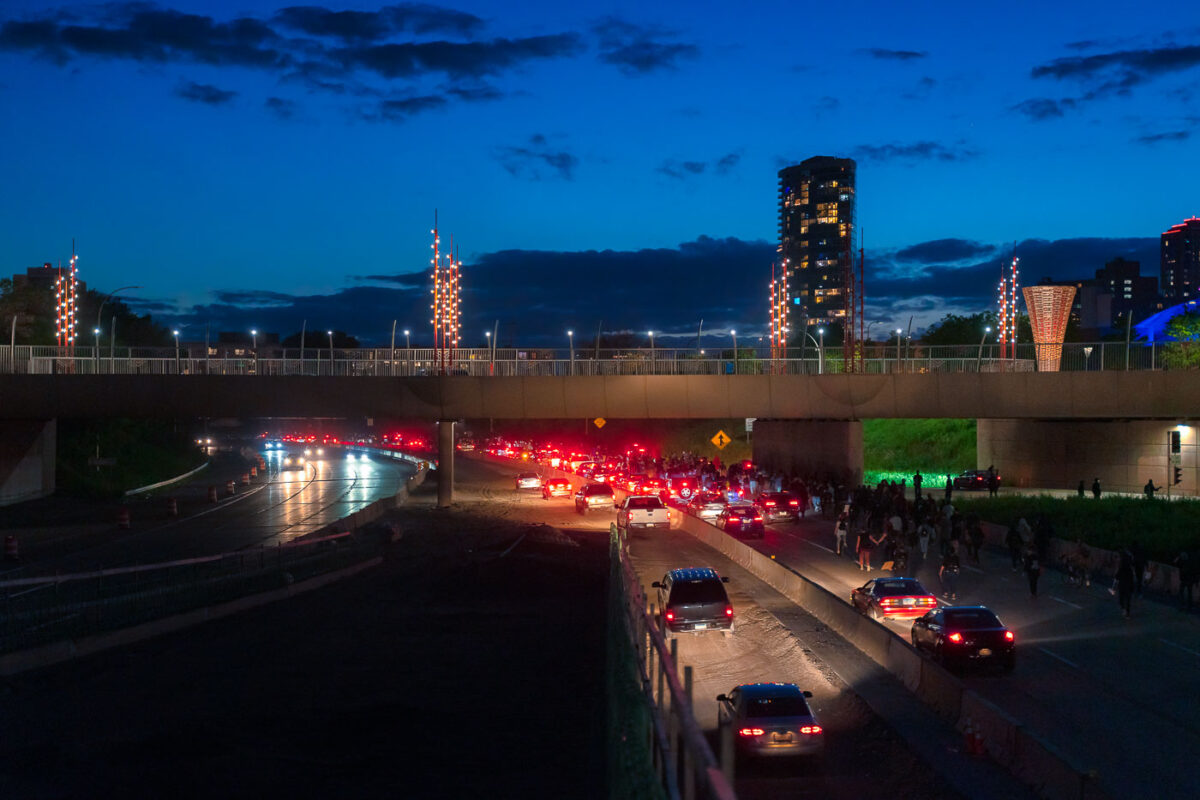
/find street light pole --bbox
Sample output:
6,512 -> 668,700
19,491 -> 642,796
567,330 -> 574,376
976,326 -> 992,372
250,329 -> 257,375
391,320 -> 397,376
327,331 -> 334,375
485,330 -> 492,375
818,327 -> 826,375
93,327 -> 100,372
731,329 -> 737,374
649,331 -> 655,373
895,328 -> 903,373
96,285 -> 141,372
173,329 -> 181,374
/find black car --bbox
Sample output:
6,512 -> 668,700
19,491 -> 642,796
952,470 -> 1000,491
716,505 -> 765,538
652,567 -> 734,638
754,491 -> 801,521
910,605 -> 1015,672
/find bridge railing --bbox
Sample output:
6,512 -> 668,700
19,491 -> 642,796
0,341 -> 1168,375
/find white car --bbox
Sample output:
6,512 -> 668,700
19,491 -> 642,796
515,472 -> 543,490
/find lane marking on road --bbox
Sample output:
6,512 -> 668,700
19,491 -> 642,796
1049,596 -> 1084,610
1160,638 -> 1200,658
1038,646 -> 1080,669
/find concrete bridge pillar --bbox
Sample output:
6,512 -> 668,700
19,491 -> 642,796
0,419 -> 56,506
978,418 -> 1197,496
437,419 -> 455,507
752,420 -> 863,486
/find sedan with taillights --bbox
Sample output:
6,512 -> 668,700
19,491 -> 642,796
574,482 -> 616,514
686,492 -> 728,520
716,505 -> 764,539
541,478 -> 573,499
717,683 -> 824,759
851,578 -> 938,620
514,472 -> 543,491
911,605 -> 1015,673
754,491 -> 801,522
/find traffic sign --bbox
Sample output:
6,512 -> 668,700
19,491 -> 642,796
711,430 -> 731,449
594,417 -> 606,429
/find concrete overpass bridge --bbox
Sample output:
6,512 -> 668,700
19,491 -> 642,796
3,368 -> 1199,505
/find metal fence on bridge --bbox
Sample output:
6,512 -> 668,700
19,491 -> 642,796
0,341 -> 1169,376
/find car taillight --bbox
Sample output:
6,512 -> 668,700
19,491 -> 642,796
764,500 -> 776,507
880,598 -> 896,606
665,609 -> 675,622
725,605 -> 734,617
800,725 -> 822,735
789,500 -> 799,506
753,516 -> 763,522
922,597 -> 936,606
729,517 -> 741,524
1004,631 -> 1015,641
948,632 -> 963,643
739,728 -> 765,737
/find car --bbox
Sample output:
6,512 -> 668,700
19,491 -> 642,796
911,605 -> 1015,673
716,505 -> 765,538
668,476 -> 698,500
754,491 -> 801,522
515,472 -> 543,491
541,477 -> 572,499
624,474 -> 648,493
687,491 -> 728,519
652,567 -> 733,637
636,477 -> 668,498
953,470 -> 1000,491
577,462 -> 598,478
717,683 -> 824,759
851,577 -> 938,620
574,482 -> 616,514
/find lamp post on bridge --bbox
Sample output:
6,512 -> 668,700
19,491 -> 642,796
174,329 -> 181,374
327,330 -> 334,375
649,331 -> 655,373
895,328 -> 903,373
96,285 -> 140,373
976,326 -> 992,372
93,327 -> 100,371
250,329 -> 257,375
567,329 -> 574,376
818,327 -> 825,374
730,329 -> 736,374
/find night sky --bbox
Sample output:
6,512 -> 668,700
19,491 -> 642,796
2,1 -> 1198,346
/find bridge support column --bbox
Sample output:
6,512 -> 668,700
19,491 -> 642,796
978,418 -> 1196,496
0,419 -> 56,506
752,420 -> 862,486
437,419 -> 455,507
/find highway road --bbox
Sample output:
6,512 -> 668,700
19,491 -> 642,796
1,447 -> 415,577
462,455 -> 1032,800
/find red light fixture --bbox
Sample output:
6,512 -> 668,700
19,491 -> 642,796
948,632 -> 963,643
739,727 -> 765,737
665,609 -> 675,622
724,605 -> 734,617
800,725 -> 822,735
1004,631 -> 1015,641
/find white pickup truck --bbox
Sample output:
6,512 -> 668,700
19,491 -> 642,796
618,495 -> 671,530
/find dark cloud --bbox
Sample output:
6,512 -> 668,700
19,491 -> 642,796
264,96 -> 297,118
212,289 -> 297,306
351,273 -> 427,286
274,4 -> 484,43
592,17 -> 698,75
657,151 -> 740,180
494,134 -> 578,180
902,76 -> 937,100
893,239 -> 996,264
1029,44 -> 1200,111
364,93 -> 447,121
175,80 -> 236,105
1134,130 -> 1190,144
850,140 -> 978,163
335,34 -> 583,80
861,47 -> 927,60
1011,97 -> 1077,120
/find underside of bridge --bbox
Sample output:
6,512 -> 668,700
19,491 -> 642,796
752,420 -> 864,486
0,420 -> 56,506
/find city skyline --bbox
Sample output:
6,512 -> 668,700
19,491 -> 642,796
2,1 -> 1198,343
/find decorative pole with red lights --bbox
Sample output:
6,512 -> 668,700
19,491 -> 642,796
769,258 -> 790,371
55,243 -> 79,353
429,213 -> 462,375
997,251 -> 1020,359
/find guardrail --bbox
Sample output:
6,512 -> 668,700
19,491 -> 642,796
0,341 -> 1170,376
609,522 -> 737,800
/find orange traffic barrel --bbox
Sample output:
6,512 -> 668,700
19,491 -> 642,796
240,473 -> 250,486
117,507 -> 131,530
208,485 -> 219,503
226,480 -> 236,495
166,497 -> 178,517
3,534 -> 18,562
250,466 -> 258,478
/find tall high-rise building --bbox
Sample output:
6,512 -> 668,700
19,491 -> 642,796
777,156 -> 856,329
1161,217 -> 1200,302
1095,257 -> 1158,324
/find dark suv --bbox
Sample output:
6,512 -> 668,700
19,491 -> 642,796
754,491 -> 801,521
652,568 -> 734,638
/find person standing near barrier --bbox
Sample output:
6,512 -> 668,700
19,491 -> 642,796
1092,478 -> 1102,499
857,525 -> 874,571
939,541 -> 961,601
1023,545 -> 1042,599
1077,479 -> 1086,498
944,477 -> 953,504
1116,547 -> 1135,619
913,470 -> 922,500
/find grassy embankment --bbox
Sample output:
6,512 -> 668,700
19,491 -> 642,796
862,418 -> 976,488
57,419 -> 207,498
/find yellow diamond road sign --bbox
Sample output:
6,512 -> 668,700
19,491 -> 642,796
711,430 -> 731,449
594,417 -> 606,429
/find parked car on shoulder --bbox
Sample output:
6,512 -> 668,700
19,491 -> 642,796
851,577 -> 937,620
717,683 -> 824,759
952,470 -> 1000,490
911,605 -> 1015,673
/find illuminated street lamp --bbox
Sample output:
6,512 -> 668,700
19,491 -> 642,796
93,327 -> 101,370
328,330 -> 334,375
173,329 -> 181,374
818,327 -> 826,374
649,330 -> 656,373
567,329 -> 574,375
976,326 -> 992,372
895,328 -> 903,372
730,329 -> 737,374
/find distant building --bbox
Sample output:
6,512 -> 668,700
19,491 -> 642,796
1094,257 -> 1159,325
11,263 -> 88,294
1161,217 -> 1200,303
777,156 -> 856,329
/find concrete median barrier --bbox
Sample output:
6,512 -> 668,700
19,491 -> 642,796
916,657 -> 963,721
886,636 -> 923,693
959,691 -> 1021,770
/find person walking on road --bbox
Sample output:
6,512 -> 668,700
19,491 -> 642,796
1006,522 -> 1023,571
917,517 -> 934,560
1116,547 -> 1136,619
913,471 -> 922,500
944,477 -> 953,504
857,526 -> 874,571
986,465 -> 999,498
1092,478 -> 1102,499
834,511 -> 849,557
939,541 -> 961,601
1023,545 -> 1042,599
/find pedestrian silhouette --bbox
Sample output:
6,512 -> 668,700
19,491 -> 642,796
1091,478 -> 1101,499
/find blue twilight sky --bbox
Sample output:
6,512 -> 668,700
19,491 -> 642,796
1,0 -> 1198,346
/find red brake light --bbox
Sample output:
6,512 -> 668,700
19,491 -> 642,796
725,605 -> 734,617
764,500 -> 776,506
739,727 -> 765,737
789,500 -> 799,506
880,598 -> 896,606
753,516 -> 763,522
800,725 -> 822,735
1004,631 -> 1015,641
948,632 -> 963,643
665,609 -> 675,622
